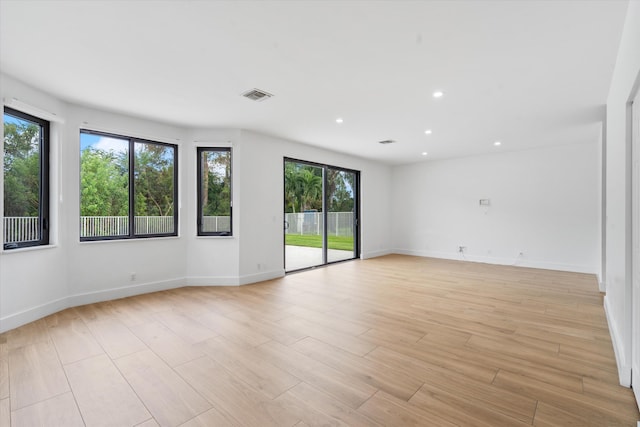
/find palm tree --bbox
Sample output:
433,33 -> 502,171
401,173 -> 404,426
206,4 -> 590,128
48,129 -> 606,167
299,168 -> 322,212
284,162 -> 301,213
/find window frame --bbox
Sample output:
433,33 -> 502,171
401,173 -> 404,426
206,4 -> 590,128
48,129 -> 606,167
3,106 -> 50,250
197,146 -> 232,237
79,129 -> 178,241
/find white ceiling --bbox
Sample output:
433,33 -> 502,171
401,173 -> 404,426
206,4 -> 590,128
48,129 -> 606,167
0,0 -> 629,165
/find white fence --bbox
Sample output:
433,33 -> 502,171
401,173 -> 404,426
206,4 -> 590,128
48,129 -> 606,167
3,217 -> 40,243
4,216 -> 231,242
5,213 -> 349,243
80,216 -> 177,237
285,212 -> 354,237
202,215 -> 231,233
81,216 -> 129,237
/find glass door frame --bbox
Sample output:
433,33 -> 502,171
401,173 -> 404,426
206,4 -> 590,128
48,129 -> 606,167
283,157 -> 360,272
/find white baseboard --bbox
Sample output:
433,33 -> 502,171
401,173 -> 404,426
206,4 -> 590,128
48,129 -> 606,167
392,248 -> 595,274
67,278 -> 185,307
0,266 -> 295,334
598,274 -> 606,293
238,269 -> 285,285
0,296 -> 69,334
361,249 -> 393,259
0,278 -> 186,334
186,269 -> 285,287
186,276 -> 241,286
604,294 -> 632,387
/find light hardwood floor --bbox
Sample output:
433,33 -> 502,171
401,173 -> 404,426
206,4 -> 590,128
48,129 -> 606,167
1,255 -> 639,426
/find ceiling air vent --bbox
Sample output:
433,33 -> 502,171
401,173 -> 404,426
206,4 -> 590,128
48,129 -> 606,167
378,139 -> 396,145
242,88 -> 274,102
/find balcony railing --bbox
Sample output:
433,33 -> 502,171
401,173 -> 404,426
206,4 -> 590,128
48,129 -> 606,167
3,216 -> 231,243
4,212 -> 354,243
3,216 -> 40,244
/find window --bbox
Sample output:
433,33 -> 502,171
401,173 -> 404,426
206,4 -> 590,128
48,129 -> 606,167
197,147 -> 231,236
80,130 -> 177,240
3,107 -> 50,250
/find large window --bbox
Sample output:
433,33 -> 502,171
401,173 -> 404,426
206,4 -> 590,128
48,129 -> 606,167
197,147 -> 231,236
80,130 -> 177,240
3,107 -> 50,250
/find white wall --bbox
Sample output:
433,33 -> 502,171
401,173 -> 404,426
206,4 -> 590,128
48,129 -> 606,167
1,74 -> 70,331
185,128 -> 242,285
235,130 -> 393,284
604,0 -> 640,387
62,104 -> 190,304
392,142 -> 601,274
0,74 -> 393,333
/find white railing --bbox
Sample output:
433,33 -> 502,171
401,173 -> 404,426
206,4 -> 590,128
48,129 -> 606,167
81,216 -> 179,237
81,216 -> 129,237
5,213 -> 346,242
285,212 -> 354,237
3,216 -> 40,243
134,216 -> 175,235
202,215 -> 231,233
4,216 -> 233,241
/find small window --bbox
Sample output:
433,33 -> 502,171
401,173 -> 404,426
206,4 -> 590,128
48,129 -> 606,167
80,130 -> 178,240
197,147 -> 232,236
3,107 -> 50,250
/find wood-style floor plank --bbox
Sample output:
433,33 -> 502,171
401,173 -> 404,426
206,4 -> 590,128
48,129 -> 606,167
0,358 -> 8,400
174,355 -> 299,427
195,336 -> 300,399
292,337 -> 424,401
274,382 -> 382,427
0,398 -> 9,427
358,390 -> 457,427
0,255 -> 637,426
45,310 -> 105,365
64,354 -> 151,427
115,349 -> 211,427
254,340 -> 377,409
8,342 -> 69,411
85,318 -> 147,359
129,321 -> 204,367
10,392 -> 84,427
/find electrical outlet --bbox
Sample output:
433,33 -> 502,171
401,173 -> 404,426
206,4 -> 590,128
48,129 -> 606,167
458,246 -> 466,253
130,272 -> 136,281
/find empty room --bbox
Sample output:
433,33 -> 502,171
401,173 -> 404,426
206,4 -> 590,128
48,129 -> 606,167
1,0 -> 640,426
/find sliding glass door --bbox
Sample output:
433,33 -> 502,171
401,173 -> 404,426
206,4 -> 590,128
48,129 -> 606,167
284,159 -> 359,272
327,168 -> 357,263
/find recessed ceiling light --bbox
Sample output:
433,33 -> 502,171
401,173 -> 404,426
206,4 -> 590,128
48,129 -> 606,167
421,152 -> 428,156
336,118 -> 344,124
494,141 -> 502,146
433,91 -> 444,98
424,129 -> 432,135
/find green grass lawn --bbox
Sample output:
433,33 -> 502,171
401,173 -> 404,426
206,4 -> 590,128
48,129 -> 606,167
285,234 -> 354,251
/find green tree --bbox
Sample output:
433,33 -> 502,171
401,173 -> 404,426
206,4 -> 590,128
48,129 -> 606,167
328,171 -> 354,212
298,168 -> 322,212
284,162 -> 327,213
134,143 -> 175,216
80,148 -> 128,216
284,161 -> 302,213
201,150 -> 231,216
3,120 -> 40,217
